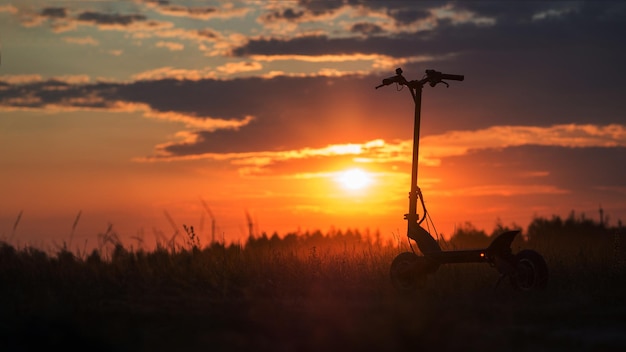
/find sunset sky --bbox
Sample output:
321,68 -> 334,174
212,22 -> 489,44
1,1 -> 625,249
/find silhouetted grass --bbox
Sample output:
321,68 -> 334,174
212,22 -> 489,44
1,217 -> 625,351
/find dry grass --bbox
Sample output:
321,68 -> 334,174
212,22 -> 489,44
1,219 -> 625,351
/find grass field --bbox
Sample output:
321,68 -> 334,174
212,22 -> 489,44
1,218 -> 625,351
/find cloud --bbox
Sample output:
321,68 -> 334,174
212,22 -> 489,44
41,7 -> 67,18
131,67 -> 216,81
75,11 -> 174,32
350,22 -> 384,35
141,123 -> 626,165
386,6 -> 431,25
262,8 -> 306,22
1,71 -> 625,166
253,2 -> 448,42
250,53 -> 390,63
6,1 -> 624,84
50,75 -> 91,84
224,1 -> 626,74
216,62 -> 263,74
225,30 -> 469,59
257,2 -> 351,25
136,138 -> 390,164
63,36 -> 99,46
152,3 -> 251,20
419,124 -> 626,166
0,4 -> 17,14
77,11 -> 147,26
12,5 -> 173,33
0,75 -> 43,84
155,41 -> 184,51
137,105 -> 255,131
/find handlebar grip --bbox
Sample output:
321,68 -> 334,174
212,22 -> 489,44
375,75 -> 402,89
440,73 -> 464,81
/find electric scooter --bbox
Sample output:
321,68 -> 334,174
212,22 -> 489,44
375,68 -> 548,292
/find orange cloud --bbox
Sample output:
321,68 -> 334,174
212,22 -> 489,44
109,101 -> 255,130
217,61 -> 263,74
63,36 -> 99,45
138,138 -> 398,164
248,53 -> 452,75
0,4 -> 17,14
149,3 -> 251,20
431,4 -> 495,26
155,41 -> 184,51
131,67 -> 216,81
420,124 -> 626,165
0,74 -> 43,84
136,123 -> 626,188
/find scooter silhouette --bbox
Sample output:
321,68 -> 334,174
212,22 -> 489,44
376,68 -> 548,292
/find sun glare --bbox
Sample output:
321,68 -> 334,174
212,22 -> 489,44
335,168 -> 373,191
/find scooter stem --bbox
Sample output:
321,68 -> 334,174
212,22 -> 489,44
408,84 -> 422,226
405,83 -> 442,254
376,68 -> 463,254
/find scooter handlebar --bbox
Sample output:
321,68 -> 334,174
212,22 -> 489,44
425,69 -> 464,82
440,73 -> 464,81
376,68 -> 463,89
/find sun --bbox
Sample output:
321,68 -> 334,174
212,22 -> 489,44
335,168 -> 373,191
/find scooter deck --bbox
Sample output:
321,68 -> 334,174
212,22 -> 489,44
419,230 -> 519,265
424,249 -> 487,264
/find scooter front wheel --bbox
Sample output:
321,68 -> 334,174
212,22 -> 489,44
390,252 -> 431,293
510,249 -> 548,291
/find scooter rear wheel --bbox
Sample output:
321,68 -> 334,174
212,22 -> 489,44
390,252 -> 430,293
510,249 -> 548,291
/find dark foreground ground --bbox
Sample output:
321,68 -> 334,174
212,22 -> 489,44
1,242 -> 626,352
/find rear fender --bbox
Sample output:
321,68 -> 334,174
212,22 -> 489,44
486,230 -> 519,274
408,225 -> 442,254
486,230 -> 518,256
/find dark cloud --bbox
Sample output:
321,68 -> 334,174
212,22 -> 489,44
160,5 -> 218,17
114,75 -> 410,153
0,76 -> 411,154
197,28 -> 218,39
233,8 -> 626,59
456,1 -> 623,24
0,80 -> 110,109
295,1 -> 431,25
263,8 -> 306,22
350,22 -> 383,35
229,35 -> 407,57
2,64 -> 625,158
181,7 -> 217,16
77,11 -> 147,26
2,2 -> 626,157
386,7 -> 430,25
297,0 -> 345,15
452,2 -> 554,23
144,0 -> 170,5
41,7 -> 67,18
